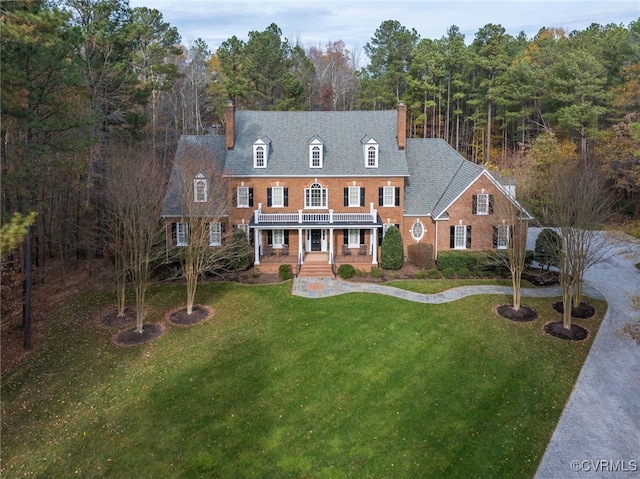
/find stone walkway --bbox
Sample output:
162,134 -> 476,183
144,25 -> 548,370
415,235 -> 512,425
293,275 -> 604,302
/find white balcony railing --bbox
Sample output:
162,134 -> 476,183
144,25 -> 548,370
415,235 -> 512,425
253,203 -> 378,225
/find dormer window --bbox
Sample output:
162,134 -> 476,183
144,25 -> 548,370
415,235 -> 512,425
194,174 -> 207,202
309,137 -> 324,168
253,138 -> 270,168
361,136 -> 379,168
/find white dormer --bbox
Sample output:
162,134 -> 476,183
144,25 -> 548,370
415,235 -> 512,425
193,173 -> 207,202
361,136 -> 379,168
253,137 -> 270,168
309,137 -> 324,168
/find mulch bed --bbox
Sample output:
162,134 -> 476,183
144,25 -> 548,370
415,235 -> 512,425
543,321 -> 589,341
112,323 -> 166,346
552,301 -> 596,319
496,304 -> 539,322
166,304 -> 214,326
100,306 -> 136,329
522,268 -> 560,286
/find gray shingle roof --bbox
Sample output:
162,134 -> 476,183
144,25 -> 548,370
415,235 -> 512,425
161,135 -> 227,217
225,110 -> 409,177
404,138 -> 485,217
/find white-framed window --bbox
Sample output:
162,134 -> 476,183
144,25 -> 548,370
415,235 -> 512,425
253,139 -> 269,168
475,193 -> 490,215
348,186 -> 360,207
348,229 -> 360,247
367,145 -> 378,167
194,174 -> 207,202
237,186 -> 249,208
454,224 -> 467,249
272,229 -> 284,247
383,186 -> 395,207
362,137 -> 378,168
255,146 -> 265,167
176,222 -> 188,246
309,139 -> 323,168
411,220 -> 424,241
305,182 -> 327,208
495,224 -> 509,249
236,223 -> 249,240
209,222 -> 222,246
272,186 -> 284,208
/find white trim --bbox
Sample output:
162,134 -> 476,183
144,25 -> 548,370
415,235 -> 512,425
253,139 -> 269,168
382,185 -> 395,207
194,174 -> 207,202
272,186 -> 284,208
348,186 -> 360,207
304,182 -> 328,209
309,139 -> 323,168
454,224 -> 467,249
237,186 -> 250,208
476,193 -> 489,215
209,222 -> 222,246
176,222 -> 188,246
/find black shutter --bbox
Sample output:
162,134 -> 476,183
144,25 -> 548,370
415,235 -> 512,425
378,227 -> 383,245
488,194 -> 494,214
267,230 -> 272,245
248,188 -> 254,207
221,223 -> 227,244
284,230 -> 289,245
360,230 -> 365,244
344,187 -> 349,207
466,226 -> 472,249
450,226 -> 455,248
472,194 -> 477,214
360,187 -> 365,206
343,229 -> 348,244
171,223 -> 177,246
378,187 -> 383,206
395,187 -> 400,206
283,188 -> 288,206
267,188 -> 272,207
493,226 -> 498,248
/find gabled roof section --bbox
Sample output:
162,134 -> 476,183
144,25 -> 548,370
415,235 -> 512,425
161,135 -> 227,217
404,138 -> 485,217
225,110 -> 409,177
404,138 -> 530,219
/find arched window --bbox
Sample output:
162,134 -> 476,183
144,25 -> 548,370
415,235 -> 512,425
304,182 -> 327,208
194,174 -> 207,202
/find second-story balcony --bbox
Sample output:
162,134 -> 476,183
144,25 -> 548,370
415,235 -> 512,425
252,203 -> 380,226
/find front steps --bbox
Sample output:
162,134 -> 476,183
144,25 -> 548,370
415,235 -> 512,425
297,253 -> 334,277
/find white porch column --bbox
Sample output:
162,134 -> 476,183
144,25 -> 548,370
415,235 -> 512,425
254,228 -> 261,265
298,228 -> 303,264
329,228 -> 334,264
371,227 -> 378,264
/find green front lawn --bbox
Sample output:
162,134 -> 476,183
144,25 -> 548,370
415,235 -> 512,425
1,281 -> 605,478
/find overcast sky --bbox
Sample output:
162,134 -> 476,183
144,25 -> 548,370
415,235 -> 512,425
129,0 -> 639,62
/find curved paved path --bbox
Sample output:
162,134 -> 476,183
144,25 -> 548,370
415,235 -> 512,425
533,231 -> 640,479
292,230 -> 640,478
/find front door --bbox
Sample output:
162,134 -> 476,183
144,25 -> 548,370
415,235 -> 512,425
311,229 -> 322,251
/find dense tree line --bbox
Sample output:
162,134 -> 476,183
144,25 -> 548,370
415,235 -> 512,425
2,0 -> 639,294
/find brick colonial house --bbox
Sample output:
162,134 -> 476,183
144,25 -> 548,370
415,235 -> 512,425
161,103 -> 526,274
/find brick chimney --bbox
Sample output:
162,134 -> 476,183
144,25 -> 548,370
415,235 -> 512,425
225,101 -> 235,150
397,103 -> 406,150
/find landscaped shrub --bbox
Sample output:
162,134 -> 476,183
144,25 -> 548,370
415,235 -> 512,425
370,266 -> 384,279
407,243 -> 435,269
473,267 -> 482,277
535,228 -> 561,270
278,264 -> 293,280
613,197 -> 636,216
436,251 -> 490,272
458,267 -> 470,278
229,229 -> 252,271
415,269 -> 426,279
427,268 -> 440,279
355,268 -> 367,278
380,225 -> 404,270
337,264 -> 355,279
442,267 -> 456,278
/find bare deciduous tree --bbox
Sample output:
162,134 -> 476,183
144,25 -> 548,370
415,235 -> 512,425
104,142 -> 166,333
490,173 -> 533,311
171,145 -> 229,315
545,162 -> 611,329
